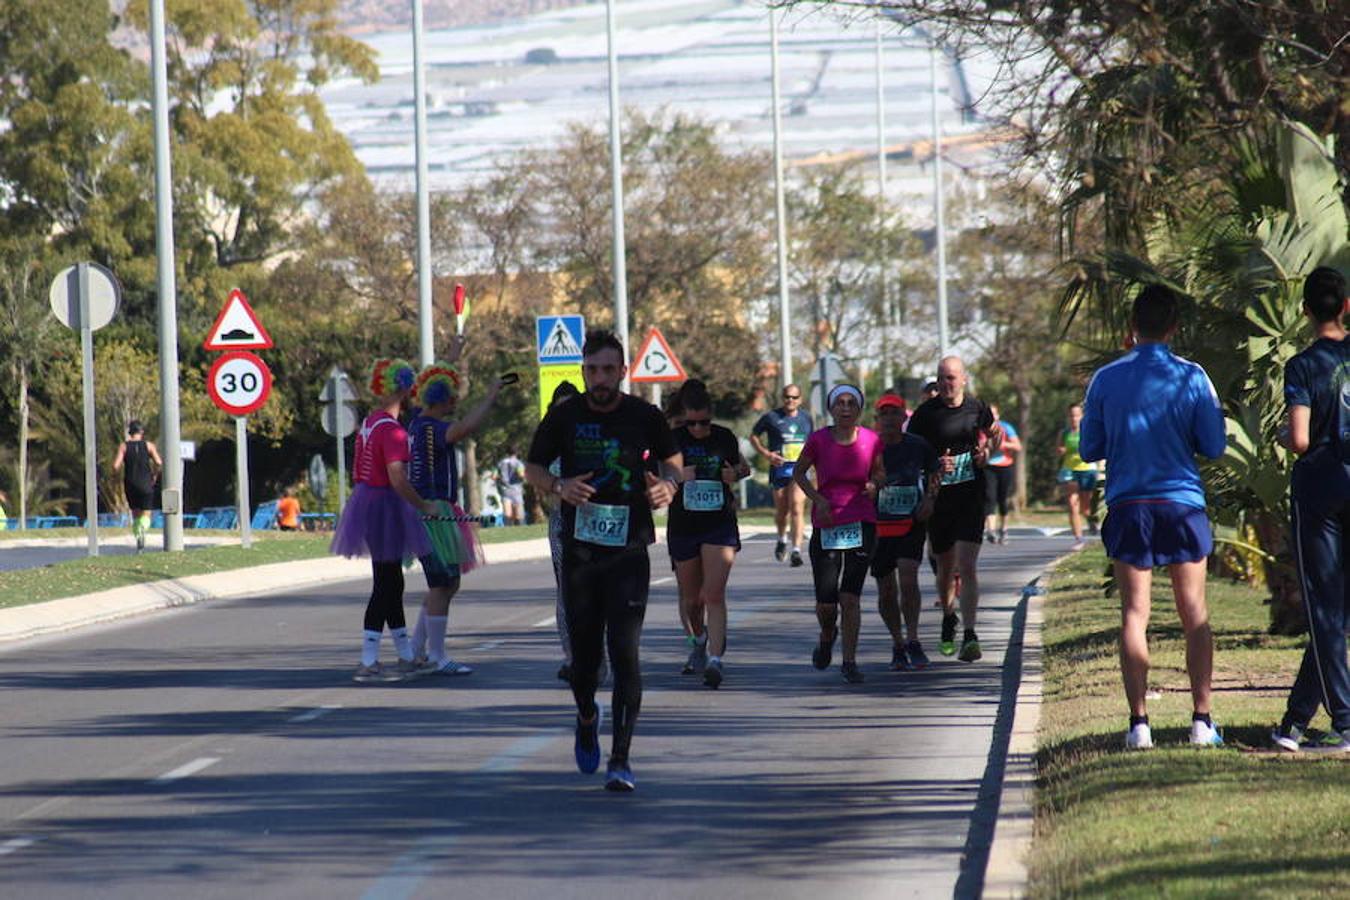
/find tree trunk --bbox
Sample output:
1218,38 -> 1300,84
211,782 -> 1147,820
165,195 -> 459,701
17,362 -> 28,530
1252,509 -> 1305,635
1014,384 -> 1032,514
464,436 -> 482,514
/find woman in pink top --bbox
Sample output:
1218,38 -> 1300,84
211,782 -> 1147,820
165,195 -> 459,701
792,384 -> 883,684
331,358 -> 437,683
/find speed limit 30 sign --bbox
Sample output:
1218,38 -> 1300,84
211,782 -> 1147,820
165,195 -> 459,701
207,351 -> 273,416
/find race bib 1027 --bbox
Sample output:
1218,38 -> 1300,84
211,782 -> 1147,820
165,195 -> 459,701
574,502 -> 630,547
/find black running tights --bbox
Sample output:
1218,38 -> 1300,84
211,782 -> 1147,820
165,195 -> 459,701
364,559 -> 407,632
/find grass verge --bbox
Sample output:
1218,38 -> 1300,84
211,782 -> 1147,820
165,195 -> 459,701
0,523 -> 550,610
1029,545 -> 1350,898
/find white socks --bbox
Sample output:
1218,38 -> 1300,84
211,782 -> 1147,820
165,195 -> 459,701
361,630 -> 381,667
425,615 -> 449,663
392,626 -> 413,662
411,610 -> 428,659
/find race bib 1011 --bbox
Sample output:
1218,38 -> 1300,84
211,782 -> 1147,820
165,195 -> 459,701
574,502 -> 630,547
682,479 -> 724,512
820,521 -> 863,550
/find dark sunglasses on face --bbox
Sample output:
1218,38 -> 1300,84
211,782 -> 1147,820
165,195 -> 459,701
783,394 -> 800,400
685,418 -> 712,427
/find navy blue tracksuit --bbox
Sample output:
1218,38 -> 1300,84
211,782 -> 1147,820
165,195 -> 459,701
1284,336 -> 1350,734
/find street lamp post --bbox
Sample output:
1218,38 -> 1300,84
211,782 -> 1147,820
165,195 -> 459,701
412,0 -> 434,366
875,22 -> 892,391
770,9 -> 793,389
930,42 -> 950,361
605,0 -> 630,385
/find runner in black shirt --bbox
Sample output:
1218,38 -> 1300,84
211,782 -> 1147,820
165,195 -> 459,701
870,394 -> 941,670
526,330 -> 682,792
667,379 -> 750,689
906,356 -> 1002,662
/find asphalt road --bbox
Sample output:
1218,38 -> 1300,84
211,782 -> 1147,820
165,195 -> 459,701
0,532 -> 1066,899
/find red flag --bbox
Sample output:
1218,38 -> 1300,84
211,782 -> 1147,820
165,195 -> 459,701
452,283 -> 466,316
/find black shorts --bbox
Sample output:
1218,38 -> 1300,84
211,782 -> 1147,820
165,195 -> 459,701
667,521 -> 741,564
808,522 -> 876,601
125,482 -> 155,511
870,524 -> 926,578
928,478 -> 985,555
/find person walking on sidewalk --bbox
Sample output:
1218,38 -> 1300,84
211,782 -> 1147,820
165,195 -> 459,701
112,420 -> 162,552
667,379 -> 751,689
1273,266 -> 1350,754
792,384 -> 882,684
751,384 -> 812,567
330,359 -> 436,683
1080,284 -> 1228,750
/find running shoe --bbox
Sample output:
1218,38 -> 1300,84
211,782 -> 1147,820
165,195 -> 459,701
958,637 -> 983,663
574,706 -> 603,774
998,529 -> 1008,545
353,662 -> 400,683
395,657 -> 429,679
984,529 -> 997,544
429,657 -> 473,676
704,657 -> 723,689
889,644 -> 911,671
1307,731 -> 1350,753
1189,719 -> 1224,747
135,532 -> 145,552
682,639 -> 707,675
774,539 -> 787,562
812,633 -> 835,670
906,641 -> 930,670
1270,723 -> 1304,753
604,761 -> 636,792
790,549 -> 804,568
939,612 -> 959,656
1125,722 -> 1154,750
841,661 -> 865,684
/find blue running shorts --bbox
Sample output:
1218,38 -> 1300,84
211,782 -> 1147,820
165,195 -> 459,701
1101,500 -> 1212,568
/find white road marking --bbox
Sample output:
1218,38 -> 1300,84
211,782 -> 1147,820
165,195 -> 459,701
531,615 -> 556,628
289,704 -> 341,723
652,576 -> 674,585
0,836 -> 38,856
152,756 -> 220,784
472,640 -> 503,652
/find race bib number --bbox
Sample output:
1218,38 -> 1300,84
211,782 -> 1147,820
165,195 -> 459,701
878,485 -> 919,517
682,479 -> 724,512
574,502 -> 630,547
781,440 -> 804,463
942,451 -> 975,486
821,521 -> 863,550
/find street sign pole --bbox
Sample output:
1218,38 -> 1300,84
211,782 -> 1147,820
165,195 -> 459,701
336,419 -> 347,514
605,0 -> 630,388
236,416 -> 252,549
78,264 -> 98,557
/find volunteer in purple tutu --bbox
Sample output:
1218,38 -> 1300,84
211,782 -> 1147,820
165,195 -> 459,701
331,358 -> 436,683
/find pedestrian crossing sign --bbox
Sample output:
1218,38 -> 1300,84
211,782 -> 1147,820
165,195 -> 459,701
536,315 -> 585,364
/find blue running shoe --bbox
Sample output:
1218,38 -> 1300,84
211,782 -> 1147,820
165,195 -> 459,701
574,705 -> 602,774
604,761 -> 636,792
1189,719 -> 1223,747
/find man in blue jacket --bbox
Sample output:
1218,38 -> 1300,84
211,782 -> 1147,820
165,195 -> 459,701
1273,266 -> 1350,754
1080,284 -> 1228,750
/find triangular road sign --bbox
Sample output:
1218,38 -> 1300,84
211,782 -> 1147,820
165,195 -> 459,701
631,327 -> 686,383
204,288 -> 273,351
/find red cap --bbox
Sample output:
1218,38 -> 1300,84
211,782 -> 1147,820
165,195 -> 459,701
874,393 -> 906,411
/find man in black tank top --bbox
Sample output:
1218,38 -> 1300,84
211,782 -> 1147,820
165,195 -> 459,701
113,420 -> 162,551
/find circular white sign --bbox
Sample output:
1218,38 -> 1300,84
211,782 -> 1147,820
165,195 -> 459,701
207,351 -> 273,416
49,262 -> 120,331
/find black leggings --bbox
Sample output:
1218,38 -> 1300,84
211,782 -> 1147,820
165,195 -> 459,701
562,545 -> 650,765
985,466 -> 1013,517
808,523 -> 877,603
364,560 -> 408,632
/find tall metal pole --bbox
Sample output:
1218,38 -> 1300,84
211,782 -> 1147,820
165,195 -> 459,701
78,264 -> 98,557
875,23 -> 891,392
930,42 -> 950,360
235,416 -> 252,549
770,10 -> 793,389
605,0 -> 630,386
149,0 -> 184,552
412,0 -> 434,366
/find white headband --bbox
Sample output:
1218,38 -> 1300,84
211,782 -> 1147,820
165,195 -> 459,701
827,384 -> 864,409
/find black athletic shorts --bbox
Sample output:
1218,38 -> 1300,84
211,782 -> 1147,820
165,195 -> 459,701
928,478 -> 985,555
870,524 -> 927,578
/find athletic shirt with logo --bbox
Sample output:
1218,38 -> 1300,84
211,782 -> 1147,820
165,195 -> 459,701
668,423 -> 740,535
407,413 -> 456,501
875,434 -> 939,537
907,396 -> 994,489
527,393 -> 677,550
1061,429 -> 1095,472
1285,335 -> 1350,501
753,408 -> 813,479
353,411 -> 410,488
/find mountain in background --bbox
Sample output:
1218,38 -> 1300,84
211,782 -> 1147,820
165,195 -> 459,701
338,0 -> 586,33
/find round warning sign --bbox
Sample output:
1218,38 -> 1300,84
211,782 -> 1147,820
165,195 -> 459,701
207,351 -> 273,416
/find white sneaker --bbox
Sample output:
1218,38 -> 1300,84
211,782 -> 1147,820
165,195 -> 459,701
1190,719 -> 1224,747
1270,723 -> 1304,753
1125,723 -> 1153,750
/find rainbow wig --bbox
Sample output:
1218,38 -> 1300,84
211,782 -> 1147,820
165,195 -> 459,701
368,358 -> 416,399
413,363 -> 461,408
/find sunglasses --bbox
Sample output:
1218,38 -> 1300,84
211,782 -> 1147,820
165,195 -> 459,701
783,394 -> 801,400
685,418 -> 712,427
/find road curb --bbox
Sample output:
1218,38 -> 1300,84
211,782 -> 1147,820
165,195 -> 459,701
0,537 -> 554,646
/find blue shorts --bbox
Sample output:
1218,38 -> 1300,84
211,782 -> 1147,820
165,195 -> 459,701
418,552 -> 461,589
667,522 -> 741,564
1101,501 -> 1212,568
1059,469 -> 1097,491
770,466 -> 797,490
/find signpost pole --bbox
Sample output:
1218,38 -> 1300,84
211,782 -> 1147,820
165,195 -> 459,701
78,263 -> 99,557
236,416 -> 252,548
335,372 -> 349,514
